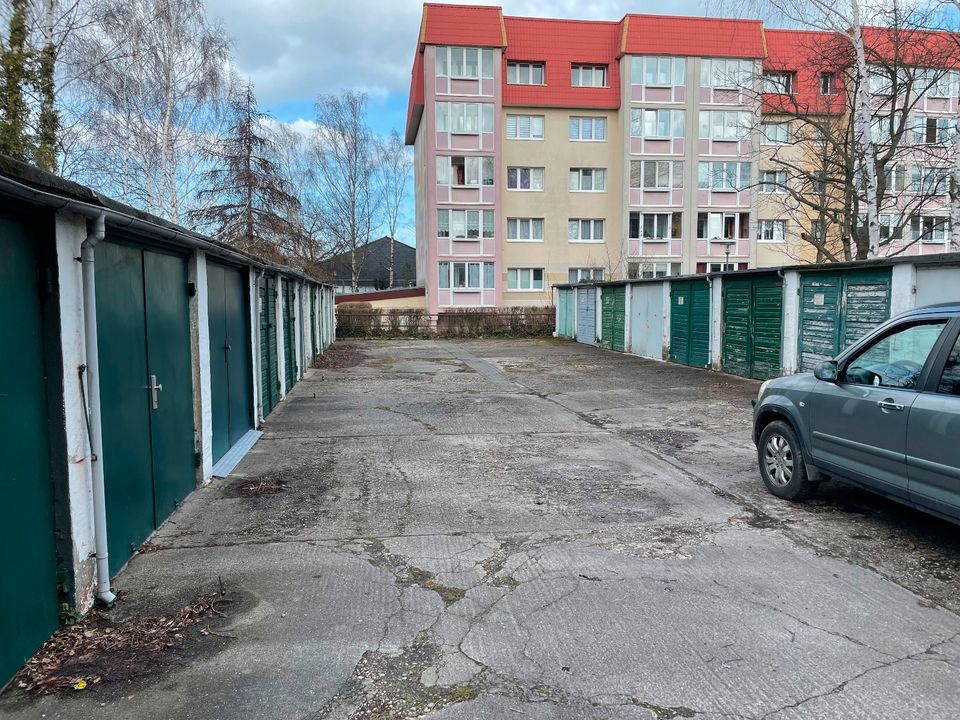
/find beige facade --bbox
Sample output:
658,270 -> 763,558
500,107 -> 623,306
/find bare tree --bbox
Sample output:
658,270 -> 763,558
376,129 -> 411,287
313,91 -> 380,293
0,0 -> 32,161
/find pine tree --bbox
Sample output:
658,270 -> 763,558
191,83 -> 300,258
0,0 -> 34,161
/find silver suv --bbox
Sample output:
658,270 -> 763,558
753,303 -> 960,523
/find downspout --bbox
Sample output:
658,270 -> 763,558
80,212 -> 116,605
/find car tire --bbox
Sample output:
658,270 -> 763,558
757,420 -> 816,501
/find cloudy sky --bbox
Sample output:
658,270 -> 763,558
207,0 -> 712,135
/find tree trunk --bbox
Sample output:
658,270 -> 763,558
0,0 -> 31,161
952,115 -> 960,252
850,5 -> 880,259
389,236 -> 395,287
35,0 -> 59,173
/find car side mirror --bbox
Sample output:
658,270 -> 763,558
814,360 -> 839,382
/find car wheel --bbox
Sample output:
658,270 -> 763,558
758,420 -> 816,501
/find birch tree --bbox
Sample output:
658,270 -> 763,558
376,129 -> 411,287
313,91 -> 379,292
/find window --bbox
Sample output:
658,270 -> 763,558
630,109 -> 685,138
506,217 -> 544,242
759,170 -> 787,194
697,212 -> 750,240
505,114 -> 544,140
631,56 -> 686,86
507,268 -> 544,291
868,66 -> 893,95
506,166 -> 544,191
568,268 -> 604,283
630,160 -> 684,189
435,102 -> 494,133
569,168 -> 606,192
700,58 -> 753,89
569,116 -> 606,141
507,62 -> 545,85
758,219 -> 786,243
910,216 -> 949,243
708,263 -> 737,272
820,72 -> 835,95
568,219 -> 604,243
571,64 -> 607,87
914,116 -> 953,145
629,262 -> 682,279
878,215 -> 904,241
911,167 -> 949,195
937,334 -> 960,395
763,72 -> 794,94
761,122 -> 789,144
436,46 -> 494,79
436,156 -> 494,187
844,321 -> 947,389
436,209 -> 495,239
916,68 -> 960,99
629,212 -> 682,240
698,162 -> 751,191
699,111 -> 751,140
439,261 -> 496,290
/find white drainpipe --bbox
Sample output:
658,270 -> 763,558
80,212 -> 116,605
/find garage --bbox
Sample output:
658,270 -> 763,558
96,239 -> 196,574
722,276 -> 783,380
669,280 -> 710,367
207,261 -> 254,463
310,286 -> 318,360
259,275 -> 280,416
281,278 -> 298,391
576,287 -> 597,346
557,288 -> 574,338
797,269 -> 891,372
600,285 -> 626,352
630,282 -> 664,360
0,207 -> 60,685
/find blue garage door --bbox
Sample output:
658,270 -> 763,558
576,287 -> 597,346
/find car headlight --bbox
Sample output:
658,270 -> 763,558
757,379 -> 772,402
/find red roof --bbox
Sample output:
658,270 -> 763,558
502,16 -> 621,109
405,49 -> 425,145
419,3 -> 505,49
861,26 -> 960,69
762,29 -> 848,116
621,14 -> 766,59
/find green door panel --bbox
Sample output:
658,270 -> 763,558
143,249 -> 196,527
282,279 -> 297,390
722,280 -> 751,378
259,276 -> 280,415
601,288 -> 615,350
671,281 -> 710,367
95,241 -> 155,574
841,270 -> 892,349
208,262 -> 253,461
310,288 -> 318,359
669,283 -> 691,365
751,278 -> 783,380
601,286 -> 626,352
0,211 -> 60,685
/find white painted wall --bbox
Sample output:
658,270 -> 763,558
781,271 -> 800,375
709,277 -> 723,371
890,263 -> 918,317
54,212 -> 97,612
916,266 -> 960,307
249,270 -> 263,426
661,282 -> 671,361
190,251 -> 214,483
275,274 -> 287,397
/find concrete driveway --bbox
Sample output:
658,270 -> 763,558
5,339 -> 960,719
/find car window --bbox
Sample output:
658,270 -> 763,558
938,334 -> 960,395
844,321 -> 946,389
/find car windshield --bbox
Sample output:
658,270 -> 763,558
845,321 -> 946,389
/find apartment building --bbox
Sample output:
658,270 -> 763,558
406,4 -> 959,312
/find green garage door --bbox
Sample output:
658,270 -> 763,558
259,275 -> 280,416
96,241 -> 196,574
600,285 -> 626,352
281,279 -> 297,390
310,287 -> 318,360
207,262 -> 253,463
0,209 -> 60,685
558,288 -> 574,337
798,269 -> 891,372
722,277 -> 783,380
670,280 -> 710,367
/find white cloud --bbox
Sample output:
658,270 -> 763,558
205,0 -> 710,105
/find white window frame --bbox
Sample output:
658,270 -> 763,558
630,262 -> 682,279
440,261 -> 496,290
436,209 -> 495,240
569,168 -> 606,192
762,71 -> 793,94
630,160 -> 684,190
436,155 -> 494,188
505,114 -> 545,140
761,122 -> 789,144
758,219 -> 786,243
629,211 -> 683,241
698,162 -> 751,191
568,116 -> 607,141
700,58 -> 753,90
506,166 -> 544,191
568,218 -> 605,243
708,263 -> 737,272
506,217 -> 545,242
630,108 -> 685,139
698,211 -> 750,241
758,170 -> 787,194
911,216 -> 949,243
568,267 -> 604,283
436,46 -> 494,80
631,56 -> 686,86
820,71 -> 835,95
571,64 -> 607,88
507,267 -> 545,291
436,102 -> 494,134
506,61 -> 545,85
699,111 -> 752,141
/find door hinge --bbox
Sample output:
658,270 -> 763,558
194,451 -> 201,469
187,281 -> 197,297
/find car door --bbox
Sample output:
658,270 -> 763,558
908,320 -> 960,521
807,318 -> 949,499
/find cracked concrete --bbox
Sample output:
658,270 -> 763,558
4,338 -> 960,720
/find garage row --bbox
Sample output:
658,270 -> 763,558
556,255 -> 960,380
0,160 -> 334,685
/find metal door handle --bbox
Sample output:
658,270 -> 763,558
877,399 -> 904,412
150,374 -> 163,410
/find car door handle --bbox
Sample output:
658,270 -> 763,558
877,399 -> 904,412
